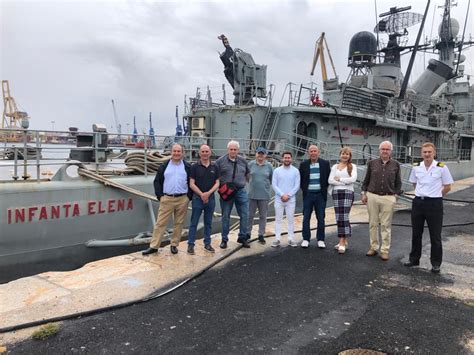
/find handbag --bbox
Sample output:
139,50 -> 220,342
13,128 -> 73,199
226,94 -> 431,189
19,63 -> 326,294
218,160 -> 238,201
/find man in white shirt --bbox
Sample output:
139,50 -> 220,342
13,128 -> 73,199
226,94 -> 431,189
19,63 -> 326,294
404,142 -> 454,273
271,151 -> 301,247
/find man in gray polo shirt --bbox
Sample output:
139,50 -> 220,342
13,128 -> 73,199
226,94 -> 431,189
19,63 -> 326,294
247,147 -> 273,244
215,140 -> 250,249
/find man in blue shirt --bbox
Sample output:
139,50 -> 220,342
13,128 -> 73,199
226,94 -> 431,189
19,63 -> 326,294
299,144 -> 330,248
142,143 -> 192,256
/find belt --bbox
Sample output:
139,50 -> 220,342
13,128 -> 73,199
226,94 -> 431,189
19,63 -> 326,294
415,196 -> 442,200
164,193 -> 187,197
308,191 -> 322,194
370,192 -> 394,196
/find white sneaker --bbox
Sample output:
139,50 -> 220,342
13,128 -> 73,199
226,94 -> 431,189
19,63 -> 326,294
338,245 -> 346,254
317,240 -> 326,249
288,240 -> 298,248
271,240 -> 281,248
301,240 -> 309,248
334,242 -> 348,250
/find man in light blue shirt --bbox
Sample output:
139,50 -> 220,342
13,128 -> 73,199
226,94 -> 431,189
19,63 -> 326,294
142,144 -> 192,256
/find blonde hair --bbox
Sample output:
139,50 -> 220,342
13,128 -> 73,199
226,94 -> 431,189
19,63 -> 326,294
422,142 -> 436,150
340,146 -> 353,176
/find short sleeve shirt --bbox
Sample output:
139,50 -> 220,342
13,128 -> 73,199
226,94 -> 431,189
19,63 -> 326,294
215,155 -> 250,189
190,161 -> 219,194
409,160 -> 454,198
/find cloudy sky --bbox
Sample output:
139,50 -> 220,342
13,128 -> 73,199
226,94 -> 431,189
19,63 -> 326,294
1,0 -> 472,135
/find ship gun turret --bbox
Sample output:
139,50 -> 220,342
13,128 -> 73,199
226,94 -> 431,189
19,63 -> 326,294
218,34 -> 267,105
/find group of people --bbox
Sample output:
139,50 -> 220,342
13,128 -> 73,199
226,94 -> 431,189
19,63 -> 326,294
141,139 -> 453,273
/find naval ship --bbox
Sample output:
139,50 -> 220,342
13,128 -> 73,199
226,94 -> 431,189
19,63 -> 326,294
182,0 -> 474,179
1,0 -> 473,282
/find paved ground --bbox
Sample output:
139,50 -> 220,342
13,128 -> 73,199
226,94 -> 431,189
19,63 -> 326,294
3,187 -> 474,354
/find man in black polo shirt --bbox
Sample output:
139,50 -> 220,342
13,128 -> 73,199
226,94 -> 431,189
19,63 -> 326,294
187,144 -> 220,254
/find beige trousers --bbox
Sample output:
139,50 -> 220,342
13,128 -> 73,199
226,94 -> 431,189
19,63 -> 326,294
366,192 -> 396,253
150,195 -> 189,248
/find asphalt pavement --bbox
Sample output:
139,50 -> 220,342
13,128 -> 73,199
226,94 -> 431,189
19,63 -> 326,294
5,187 -> 474,354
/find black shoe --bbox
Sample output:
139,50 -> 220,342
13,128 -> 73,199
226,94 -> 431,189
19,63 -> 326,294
238,238 -> 250,248
431,265 -> 441,274
220,241 -> 227,249
187,245 -> 195,255
142,247 -> 158,255
258,235 -> 266,244
204,244 -> 215,253
170,245 -> 178,254
403,261 -> 420,267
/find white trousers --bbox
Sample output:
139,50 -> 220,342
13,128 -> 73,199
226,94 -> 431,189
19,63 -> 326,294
274,198 -> 296,241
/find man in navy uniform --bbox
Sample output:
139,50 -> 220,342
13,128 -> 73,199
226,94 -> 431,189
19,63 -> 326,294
404,142 -> 454,273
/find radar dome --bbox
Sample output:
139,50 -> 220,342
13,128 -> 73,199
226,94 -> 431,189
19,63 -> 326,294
348,31 -> 377,66
438,18 -> 459,40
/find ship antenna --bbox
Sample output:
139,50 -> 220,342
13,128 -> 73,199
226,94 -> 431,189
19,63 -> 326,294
399,0 -> 431,99
455,0 -> 471,77
374,0 -> 380,63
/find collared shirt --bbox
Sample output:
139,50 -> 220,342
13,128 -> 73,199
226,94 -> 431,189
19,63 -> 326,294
190,161 -> 219,194
308,162 -> 321,191
362,158 -> 402,195
248,160 -> 273,200
215,154 -> 250,189
409,160 -> 453,198
163,160 -> 188,194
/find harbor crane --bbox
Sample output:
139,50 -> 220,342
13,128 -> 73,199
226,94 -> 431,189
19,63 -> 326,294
310,32 -> 339,90
2,80 -> 29,129
111,99 -> 122,140
148,112 -> 156,147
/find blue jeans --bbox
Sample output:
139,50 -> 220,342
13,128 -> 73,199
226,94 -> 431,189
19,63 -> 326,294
302,192 -> 327,241
188,195 -> 216,246
220,188 -> 249,242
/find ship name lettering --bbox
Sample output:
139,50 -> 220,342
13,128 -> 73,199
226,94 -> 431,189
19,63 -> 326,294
6,198 -> 134,224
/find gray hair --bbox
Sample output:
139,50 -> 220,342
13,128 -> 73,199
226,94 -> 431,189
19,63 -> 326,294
379,141 -> 393,150
227,140 -> 240,149
171,143 -> 184,152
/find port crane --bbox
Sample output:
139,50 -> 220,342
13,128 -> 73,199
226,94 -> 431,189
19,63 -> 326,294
2,80 -> 29,129
310,32 -> 339,91
111,99 -> 122,141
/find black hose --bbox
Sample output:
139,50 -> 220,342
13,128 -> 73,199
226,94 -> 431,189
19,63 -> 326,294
402,192 -> 474,204
1,217 -> 473,334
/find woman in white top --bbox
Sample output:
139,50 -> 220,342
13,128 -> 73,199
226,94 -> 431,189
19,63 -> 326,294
328,147 -> 357,254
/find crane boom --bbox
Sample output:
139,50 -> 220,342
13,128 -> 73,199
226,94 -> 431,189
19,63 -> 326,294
111,99 -> 121,139
310,32 -> 338,81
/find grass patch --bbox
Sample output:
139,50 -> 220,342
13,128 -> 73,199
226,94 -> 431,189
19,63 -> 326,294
32,323 -> 60,340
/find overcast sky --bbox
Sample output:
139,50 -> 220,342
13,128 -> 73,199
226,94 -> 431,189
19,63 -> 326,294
1,0 -> 472,135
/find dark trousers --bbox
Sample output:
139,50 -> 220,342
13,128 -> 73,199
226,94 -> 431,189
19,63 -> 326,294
302,192 -> 326,241
409,197 -> 443,267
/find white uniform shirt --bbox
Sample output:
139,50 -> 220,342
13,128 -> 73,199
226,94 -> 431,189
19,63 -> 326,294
409,160 -> 453,198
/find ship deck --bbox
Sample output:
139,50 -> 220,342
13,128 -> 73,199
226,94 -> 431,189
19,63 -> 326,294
1,178 -> 473,353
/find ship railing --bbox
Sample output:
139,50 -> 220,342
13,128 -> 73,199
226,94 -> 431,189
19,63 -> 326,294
0,129 -> 181,182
